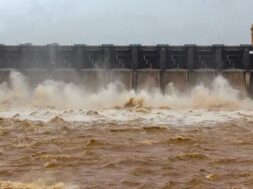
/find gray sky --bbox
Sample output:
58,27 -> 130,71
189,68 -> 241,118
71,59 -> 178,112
0,0 -> 252,45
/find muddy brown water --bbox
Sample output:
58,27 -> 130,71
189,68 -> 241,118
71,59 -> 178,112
0,117 -> 253,189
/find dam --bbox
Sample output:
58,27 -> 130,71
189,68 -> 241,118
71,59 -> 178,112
0,44 -> 253,94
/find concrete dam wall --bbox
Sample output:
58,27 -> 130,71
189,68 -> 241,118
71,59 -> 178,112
0,44 -> 253,95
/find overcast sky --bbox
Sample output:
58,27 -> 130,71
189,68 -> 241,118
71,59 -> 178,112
0,0 -> 252,45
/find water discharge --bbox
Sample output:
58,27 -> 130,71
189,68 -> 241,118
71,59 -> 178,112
0,71 -> 252,110
1,71 -> 253,188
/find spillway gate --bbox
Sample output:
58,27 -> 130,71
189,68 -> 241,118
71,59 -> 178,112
0,44 -> 253,95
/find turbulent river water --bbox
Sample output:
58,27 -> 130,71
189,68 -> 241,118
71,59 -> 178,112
0,72 -> 253,189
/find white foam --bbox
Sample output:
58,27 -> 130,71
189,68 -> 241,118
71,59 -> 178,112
0,71 -> 252,110
0,107 -> 252,126
0,71 -> 253,126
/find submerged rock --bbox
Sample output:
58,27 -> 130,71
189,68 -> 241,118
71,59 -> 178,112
86,110 -> 99,116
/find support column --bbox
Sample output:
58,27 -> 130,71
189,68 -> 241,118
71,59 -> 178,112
103,47 -> 111,70
186,45 -> 195,70
131,45 -> 139,91
242,47 -> 250,70
241,45 -> 252,96
213,45 -> 224,70
19,44 -> 31,69
131,45 -> 139,70
185,45 -> 195,90
159,46 -> 167,93
48,44 -> 58,69
75,45 -> 85,70
19,46 -> 27,69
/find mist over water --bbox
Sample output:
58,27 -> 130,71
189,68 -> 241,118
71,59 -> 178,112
0,71 -> 252,110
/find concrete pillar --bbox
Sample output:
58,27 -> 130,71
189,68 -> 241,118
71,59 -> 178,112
20,46 -> 25,67
19,44 -> 31,69
214,45 -> 224,70
186,45 -> 195,70
131,45 -> 139,90
242,48 -> 250,70
131,71 -> 138,91
245,71 -> 251,96
186,45 -> 195,91
103,45 -> 112,69
0,46 -> 9,69
159,47 -> 167,70
75,45 -> 84,70
48,44 -> 58,68
249,72 -> 253,98
242,48 -> 251,95
159,47 -> 167,93
131,45 -> 139,70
